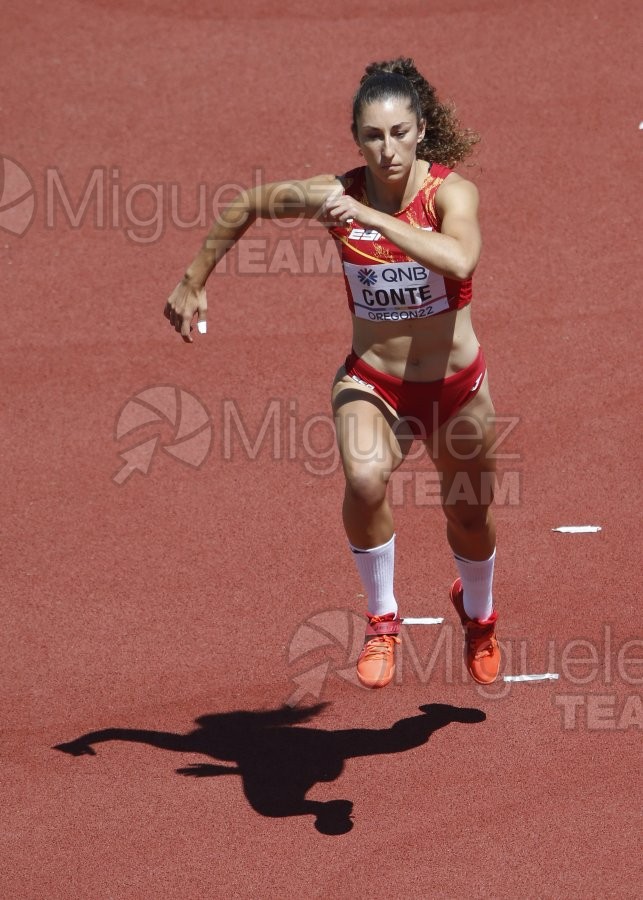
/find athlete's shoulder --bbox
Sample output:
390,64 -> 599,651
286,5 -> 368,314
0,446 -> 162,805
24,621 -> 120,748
434,169 -> 479,212
417,162 -> 457,205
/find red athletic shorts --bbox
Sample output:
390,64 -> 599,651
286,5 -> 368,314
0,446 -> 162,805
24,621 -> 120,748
343,347 -> 487,438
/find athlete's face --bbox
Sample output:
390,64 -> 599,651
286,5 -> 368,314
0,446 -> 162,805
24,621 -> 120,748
354,97 -> 425,182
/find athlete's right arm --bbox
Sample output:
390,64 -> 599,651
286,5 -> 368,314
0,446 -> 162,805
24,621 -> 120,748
164,174 -> 342,342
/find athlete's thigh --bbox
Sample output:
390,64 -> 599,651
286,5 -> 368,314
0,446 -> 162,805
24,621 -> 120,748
425,374 -> 497,507
332,367 -> 415,478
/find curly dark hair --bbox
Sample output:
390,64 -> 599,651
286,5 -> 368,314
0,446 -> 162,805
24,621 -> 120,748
352,57 -> 479,167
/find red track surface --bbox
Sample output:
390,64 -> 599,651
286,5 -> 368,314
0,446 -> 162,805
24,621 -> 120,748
2,1 -> 641,896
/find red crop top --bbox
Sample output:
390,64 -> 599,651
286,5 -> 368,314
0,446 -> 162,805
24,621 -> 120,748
329,163 -> 472,322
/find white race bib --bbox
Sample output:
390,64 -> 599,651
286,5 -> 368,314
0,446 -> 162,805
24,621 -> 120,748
344,261 -> 449,322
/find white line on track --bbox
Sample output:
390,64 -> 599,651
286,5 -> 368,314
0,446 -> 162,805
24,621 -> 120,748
552,525 -> 602,533
401,617 -> 444,625
503,673 -> 560,682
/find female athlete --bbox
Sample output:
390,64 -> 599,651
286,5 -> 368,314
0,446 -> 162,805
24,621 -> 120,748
164,57 -> 501,690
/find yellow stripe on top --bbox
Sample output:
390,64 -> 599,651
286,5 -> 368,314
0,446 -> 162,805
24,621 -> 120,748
332,231 -> 409,265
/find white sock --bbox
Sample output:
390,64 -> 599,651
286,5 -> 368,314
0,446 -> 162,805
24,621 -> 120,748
454,549 -> 496,620
350,534 -> 398,618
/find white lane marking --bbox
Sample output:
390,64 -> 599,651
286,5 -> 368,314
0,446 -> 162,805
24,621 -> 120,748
552,525 -> 602,533
401,617 -> 444,625
503,673 -> 560,682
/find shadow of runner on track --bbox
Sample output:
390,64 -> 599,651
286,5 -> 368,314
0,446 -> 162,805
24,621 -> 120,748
54,702 -> 486,835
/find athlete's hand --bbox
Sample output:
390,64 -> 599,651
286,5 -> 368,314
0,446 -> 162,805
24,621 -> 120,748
164,276 -> 208,343
321,191 -> 378,230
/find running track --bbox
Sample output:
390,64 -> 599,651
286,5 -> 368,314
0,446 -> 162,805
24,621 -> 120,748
2,0 -> 641,896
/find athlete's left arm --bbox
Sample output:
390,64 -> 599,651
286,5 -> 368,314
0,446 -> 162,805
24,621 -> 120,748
324,174 -> 482,281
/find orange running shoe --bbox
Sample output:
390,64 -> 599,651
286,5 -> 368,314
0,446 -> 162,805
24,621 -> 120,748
356,612 -> 401,689
449,578 -> 500,685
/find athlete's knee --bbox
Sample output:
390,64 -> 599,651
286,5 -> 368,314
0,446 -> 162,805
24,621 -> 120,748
343,460 -> 390,508
443,502 -> 492,535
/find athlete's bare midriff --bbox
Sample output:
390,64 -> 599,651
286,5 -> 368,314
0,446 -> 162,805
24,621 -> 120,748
351,304 -> 480,381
